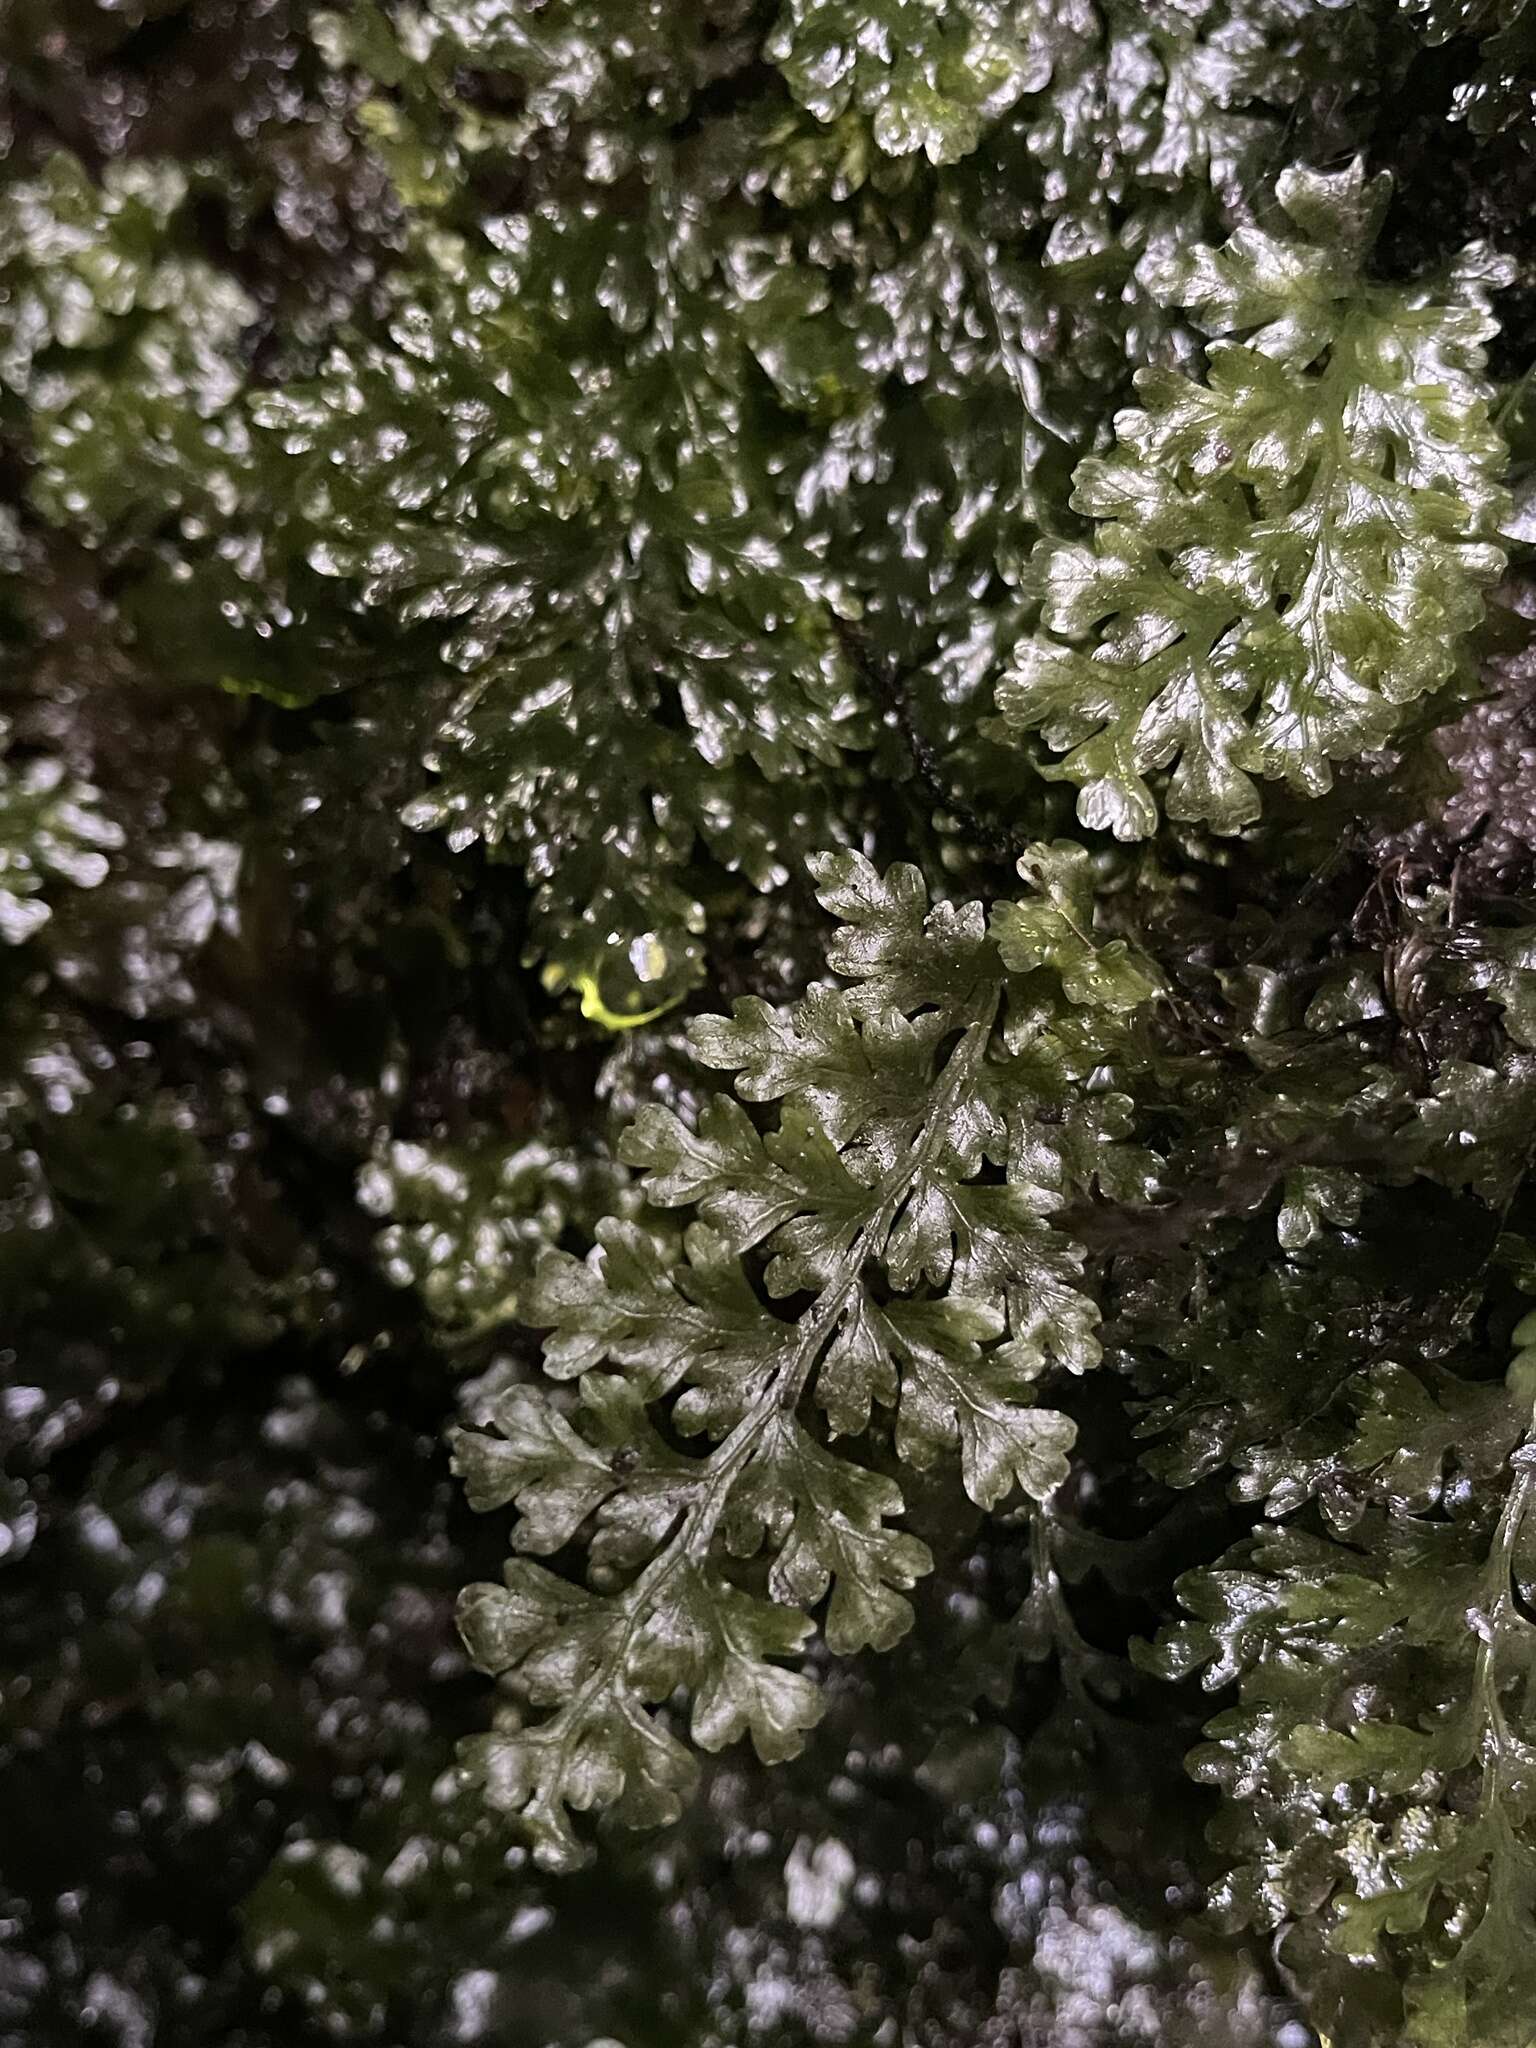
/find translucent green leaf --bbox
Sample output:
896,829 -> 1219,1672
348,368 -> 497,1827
998,161 -> 1512,838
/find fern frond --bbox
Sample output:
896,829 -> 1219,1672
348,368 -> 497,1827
452,844 -> 1156,1866
997,159 -> 1512,838
1143,1369 -> 1536,2048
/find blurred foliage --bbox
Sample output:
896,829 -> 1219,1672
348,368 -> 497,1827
1405,0 -> 1536,143
358,1131 -> 647,1343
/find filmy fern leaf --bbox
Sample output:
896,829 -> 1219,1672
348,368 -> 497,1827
254,220 -> 874,1024
1141,1331 -> 1536,2046
451,844 -> 1156,1867
767,0 -> 1052,165
997,158 -> 1512,840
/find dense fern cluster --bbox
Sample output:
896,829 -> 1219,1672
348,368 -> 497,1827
6,2 -> 1536,2044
